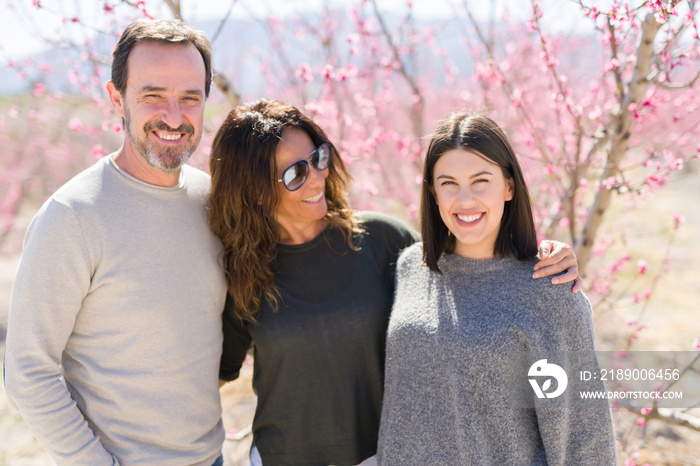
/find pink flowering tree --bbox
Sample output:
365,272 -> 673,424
1,0 -> 699,460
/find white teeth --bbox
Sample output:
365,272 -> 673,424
457,213 -> 482,223
303,192 -> 323,203
157,132 -> 181,141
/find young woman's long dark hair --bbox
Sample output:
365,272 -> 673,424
420,112 -> 538,272
209,99 -> 360,319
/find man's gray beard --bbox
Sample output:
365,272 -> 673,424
141,140 -> 193,174
124,109 -> 200,174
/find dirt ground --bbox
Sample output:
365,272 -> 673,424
1,164 -> 699,465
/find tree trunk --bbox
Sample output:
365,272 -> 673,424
574,13 -> 662,271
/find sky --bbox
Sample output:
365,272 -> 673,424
0,0 -> 590,63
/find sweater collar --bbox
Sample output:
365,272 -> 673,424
438,253 -> 521,274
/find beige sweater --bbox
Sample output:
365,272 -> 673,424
5,155 -> 227,465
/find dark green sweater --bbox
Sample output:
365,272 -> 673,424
220,211 -> 417,465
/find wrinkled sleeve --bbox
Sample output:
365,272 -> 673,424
219,293 -> 253,382
4,200 -> 118,465
533,290 -> 617,466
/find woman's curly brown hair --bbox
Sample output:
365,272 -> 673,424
209,99 -> 360,319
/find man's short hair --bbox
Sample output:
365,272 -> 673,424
111,19 -> 213,97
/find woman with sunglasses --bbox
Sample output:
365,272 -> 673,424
377,112 -> 616,465
208,99 -> 582,466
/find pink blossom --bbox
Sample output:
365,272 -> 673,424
405,203 -> 417,221
295,63 -> 314,83
673,214 -> 686,229
68,118 -> 84,132
588,107 -> 602,120
604,58 -> 620,73
640,407 -> 652,415
92,144 -> 105,159
527,19 -> 537,33
32,83 -> 47,97
321,64 -> 333,80
646,174 -> 661,189
361,182 -> 379,195
592,243 -> 607,256
637,260 -> 648,275
602,176 -> 617,189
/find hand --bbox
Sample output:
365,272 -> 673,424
533,240 -> 582,293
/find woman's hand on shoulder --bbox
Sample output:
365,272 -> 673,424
533,240 -> 582,294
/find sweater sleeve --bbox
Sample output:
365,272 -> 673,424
531,289 -> 617,466
219,293 -> 253,381
4,200 -> 118,465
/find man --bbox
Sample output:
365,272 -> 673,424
4,20 -> 227,465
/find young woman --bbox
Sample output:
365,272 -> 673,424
208,100 -> 582,466
377,113 -> 616,465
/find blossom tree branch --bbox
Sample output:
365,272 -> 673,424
575,12 -> 662,270
371,0 -> 424,151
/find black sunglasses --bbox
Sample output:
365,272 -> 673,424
277,143 -> 332,191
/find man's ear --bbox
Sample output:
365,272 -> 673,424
106,81 -> 125,118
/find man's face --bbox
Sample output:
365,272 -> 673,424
115,41 -> 206,173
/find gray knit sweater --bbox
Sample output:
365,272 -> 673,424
377,243 -> 616,465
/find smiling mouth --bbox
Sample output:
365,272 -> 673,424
154,131 -> 183,142
145,120 -> 194,142
302,192 -> 324,203
456,213 -> 483,223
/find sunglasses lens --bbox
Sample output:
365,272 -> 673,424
313,143 -> 331,170
282,161 -> 308,191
